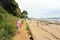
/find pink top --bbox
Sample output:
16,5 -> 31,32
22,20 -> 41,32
17,20 -> 21,27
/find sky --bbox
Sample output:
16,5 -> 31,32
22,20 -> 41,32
15,0 -> 60,18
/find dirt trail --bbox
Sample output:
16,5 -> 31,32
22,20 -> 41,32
13,21 -> 30,40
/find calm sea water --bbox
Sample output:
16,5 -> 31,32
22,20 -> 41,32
46,19 -> 60,21
40,18 -> 60,21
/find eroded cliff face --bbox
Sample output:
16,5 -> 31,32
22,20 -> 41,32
0,0 -> 21,17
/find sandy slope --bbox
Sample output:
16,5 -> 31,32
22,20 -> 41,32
27,19 -> 60,40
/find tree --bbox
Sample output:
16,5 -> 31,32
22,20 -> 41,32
0,0 -> 20,16
20,10 -> 28,18
22,10 -> 28,15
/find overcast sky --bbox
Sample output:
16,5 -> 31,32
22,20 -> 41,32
15,0 -> 60,18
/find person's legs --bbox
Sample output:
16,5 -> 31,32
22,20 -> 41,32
18,27 -> 20,34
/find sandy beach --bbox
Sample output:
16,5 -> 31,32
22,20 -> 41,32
27,19 -> 60,40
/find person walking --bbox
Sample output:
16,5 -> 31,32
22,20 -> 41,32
17,19 -> 22,33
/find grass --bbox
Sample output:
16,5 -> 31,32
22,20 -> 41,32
0,7 -> 19,40
26,23 -> 31,35
26,22 -> 34,40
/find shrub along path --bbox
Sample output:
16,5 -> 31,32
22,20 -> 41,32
13,21 -> 30,40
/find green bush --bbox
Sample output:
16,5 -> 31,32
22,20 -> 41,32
0,19 -> 17,40
0,7 -> 19,40
26,24 -> 31,35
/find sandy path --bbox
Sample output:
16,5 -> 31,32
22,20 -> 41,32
13,21 -> 30,40
27,20 -> 60,40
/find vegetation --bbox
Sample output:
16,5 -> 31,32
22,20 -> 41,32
26,23 -> 31,35
0,0 -> 21,17
0,0 -> 28,40
0,6 -> 19,40
20,10 -> 28,18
